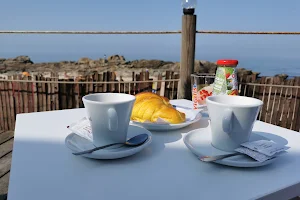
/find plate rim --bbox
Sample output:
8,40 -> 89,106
130,112 -> 202,127
183,127 -> 277,167
65,124 -> 152,159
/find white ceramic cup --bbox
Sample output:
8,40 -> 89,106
82,93 -> 136,147
206,95 -> 263,152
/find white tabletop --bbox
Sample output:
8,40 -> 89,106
8,105 -> 300,200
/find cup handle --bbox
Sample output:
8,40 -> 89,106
222,108 -> 233,134
107,108 -> 118,131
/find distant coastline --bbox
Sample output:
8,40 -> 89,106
0,55 -> 296,80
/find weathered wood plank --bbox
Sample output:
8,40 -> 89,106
263,77 -> 273,123
17,75 -> 23,114
51,74 -> 56,110
178,14 -> 196,100
0,82 -> 4,130
288,77 -> 299,130
41,77 -> 47,111
0,152 -> 12,178
0,172 -> 10,197
270,77 -> 282,126
54,73 -> 59,110
36,75 -> 42,112
22,76 -> 28,113
74,77 -> 80,108
1,81 -> 8,131
27,76 -> 33,113
4,81 -> 12,131
279,79 -> 293,129
32,76 -> 38,112
11,76 -> 19,116
164,71 -> 171,98
0,139 -> 13,158
258,77 -> 267,121
293,77 -> 300,131
0,132 -> 14,145
46,77 -> 51,111
8,78 -> 15,130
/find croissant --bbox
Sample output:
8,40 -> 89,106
131,92 -> 186,124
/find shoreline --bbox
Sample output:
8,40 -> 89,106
0,55 -> 297,80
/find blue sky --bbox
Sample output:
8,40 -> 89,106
1,0 -> 300,75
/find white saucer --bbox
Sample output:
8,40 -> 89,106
65,124 -> 152,159
183,127 -> 278,167
130,99 -> 203,131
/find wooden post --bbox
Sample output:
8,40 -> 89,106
178,10 -> 197,100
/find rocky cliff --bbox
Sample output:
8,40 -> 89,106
0,55 -> 261,80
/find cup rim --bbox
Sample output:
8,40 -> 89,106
206,95 -> 263,108
82,93 -> 136,105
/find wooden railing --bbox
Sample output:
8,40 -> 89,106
0,72 -> 299,132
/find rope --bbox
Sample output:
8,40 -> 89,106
1,30 -> 300,35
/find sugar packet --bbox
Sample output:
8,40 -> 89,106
241,140 -> 290,157
235,147 -> 275,162
67,117 -> 93,141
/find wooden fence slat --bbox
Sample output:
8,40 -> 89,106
4,81 -> 12,130
89,75 -> 94,94
279,79 -> 292,128
287,78 -> 297,130
74,77 -> 79,108
36,75 -> 42,112
8,76 -> 15,130
41,77 -> 47,111
258,77 -> 267,121
98,74 -> 103,93
17,75 -> 23,114
131,72 -> 135,95
94,73 -> 99,93
54,73 -> 59,110
50,73 -> 56,110
46,77 -> 51,111
32,76 -> 38,112
107,72 -> 114,92
28,76 -> 34,113
12,75 -> 19,116
0,81 -> 5,130
293,77 -> 300,131
21,76 -> 28,113
69,80 -> 75,109
276,81 -> 287,126
1,80 -> 8,131
270,77 -> 282,126
263,77 -> 273,123
164,71 -> 171,98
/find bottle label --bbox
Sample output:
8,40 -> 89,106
212,67 -> 238,96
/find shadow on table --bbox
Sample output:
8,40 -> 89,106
84,118 -> 210,164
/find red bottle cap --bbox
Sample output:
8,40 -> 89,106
217,59 -> 239,66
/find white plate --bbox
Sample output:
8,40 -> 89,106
183,127 -> 278,167
65,124 -> 152,159
130,99 -> 203,131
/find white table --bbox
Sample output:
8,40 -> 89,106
8,107 -> 300,200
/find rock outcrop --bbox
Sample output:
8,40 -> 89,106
0,55 -> 258,80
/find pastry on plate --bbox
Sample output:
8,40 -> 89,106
131,92 -> 186,124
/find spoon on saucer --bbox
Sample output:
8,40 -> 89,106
199,152 -> 241,162
73,134 -> 149,156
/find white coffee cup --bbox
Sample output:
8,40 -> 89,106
82,93 -> 136,147
206,95 -> 263,152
